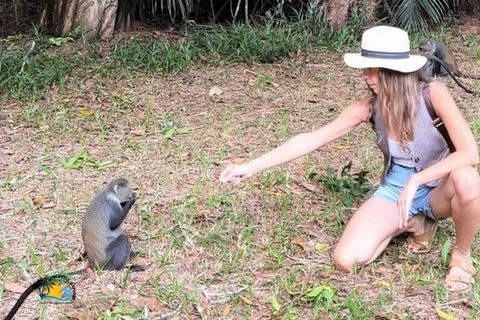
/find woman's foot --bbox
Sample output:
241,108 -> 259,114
444,247 -> 476,292
405,215 -> 438,253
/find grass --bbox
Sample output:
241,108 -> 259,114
0,9 -> 368,102
1,15 -> 480,320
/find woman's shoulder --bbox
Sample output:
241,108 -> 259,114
424,81 -> 456,115
426,81 -> 449,92
343,97 -> 373,122
427,81 -> 453,98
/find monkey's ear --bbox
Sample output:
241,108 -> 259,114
113,184 -> 119,194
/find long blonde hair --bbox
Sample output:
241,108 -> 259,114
369,68 -> 431,149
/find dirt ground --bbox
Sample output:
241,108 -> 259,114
1,19 -> 480,320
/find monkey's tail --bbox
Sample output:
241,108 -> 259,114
4,279 -> 46,320
426,54 -> 475,94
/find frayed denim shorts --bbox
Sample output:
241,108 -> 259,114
371,163 -> 437,220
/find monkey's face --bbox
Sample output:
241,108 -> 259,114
120,192 -> 136,208
418,41 -> 434,54
119,188 -> 135,201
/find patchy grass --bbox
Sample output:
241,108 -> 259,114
1,20 -> 480,320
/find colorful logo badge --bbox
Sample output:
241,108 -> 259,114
38,275 -> 76,303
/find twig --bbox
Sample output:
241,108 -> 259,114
437,298 -> 468,308
201,285 -> 247,303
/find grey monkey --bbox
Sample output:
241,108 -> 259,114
417,40 -> 477,94
419,40 -> 459,77
82,178 -> 137,270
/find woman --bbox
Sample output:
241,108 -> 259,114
219,26 -> 480,292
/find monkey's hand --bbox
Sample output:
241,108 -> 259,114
121,193 -> 136,208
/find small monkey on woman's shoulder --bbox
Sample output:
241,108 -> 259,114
82,177 -> 144,271
417,39 -> 479,94
419,40 -> 480,80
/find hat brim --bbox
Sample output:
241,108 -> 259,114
343,53 -> 427,73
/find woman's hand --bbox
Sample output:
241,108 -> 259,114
395,177 -> 419,229
219,162 -> 256,185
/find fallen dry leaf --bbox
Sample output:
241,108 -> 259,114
209,86 -> 223,96
409,264 -> 420,272
101,284 -> 113,295
233,157 -> 246,164
301,181 -> 316,192
5,282 -> 26,293
436,308 -> 459,320
238,295 -> 256,306
41,202 -> 56,209
131,257 -> 148,265
77,107 -> 94,117
130,129 -> 145,136
223,304 -> 231,317
85,268 -> 96,281
293,237 -> 306,250
147,297 -> 161,311
33,197 -> 45,206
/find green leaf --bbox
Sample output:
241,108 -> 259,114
0,34 -> 24,43
164,128 -> 176,139
392,0 -> 449,32
441,238 -> 451,265
342,193 -> 353,207
305,285 -> 326,298
308,172 -> 318,180
48,37 -> 74,46
176,127 -> 190,134
314,243 -> 329,252
271,295 -> 280,311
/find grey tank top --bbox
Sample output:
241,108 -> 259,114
388,138 -> 414,167
372,82 -> 451,187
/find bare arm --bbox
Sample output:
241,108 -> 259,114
249,99 -> 370,173
220,99 -> 371,183
410,83 -> 479,186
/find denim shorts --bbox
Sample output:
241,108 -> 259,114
372,163 -> 437,220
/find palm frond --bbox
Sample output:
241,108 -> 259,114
391,0 -> 449,32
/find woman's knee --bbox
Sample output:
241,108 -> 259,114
448,166 -> 480,203
332,247 -> 358,271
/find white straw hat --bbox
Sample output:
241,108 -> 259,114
343,26 -> 427,73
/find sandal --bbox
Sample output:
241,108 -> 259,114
444,256 -> 476,292
406,217 -> 438,254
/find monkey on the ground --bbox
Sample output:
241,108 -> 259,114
82,177 -> 142,271
417,40 -> 479,94
4,179 -> 142,319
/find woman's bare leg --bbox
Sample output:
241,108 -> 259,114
333,197 -> 415,270
428,166 -> 480,291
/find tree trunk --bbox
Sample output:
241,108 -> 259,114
115,0 -> 131,32
357,0 -> 379,26
326,0 -> 352,29
324,0 -> 378,29
38,0 -> 119,39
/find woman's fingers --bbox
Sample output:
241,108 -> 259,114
219,165 -> 236,182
